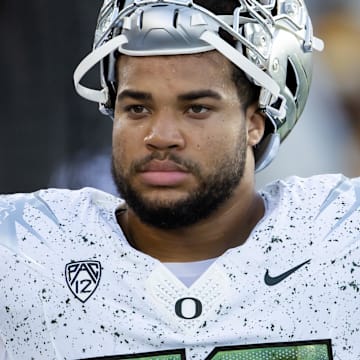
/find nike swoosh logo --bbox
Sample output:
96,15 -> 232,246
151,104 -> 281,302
264,259 -> 311,286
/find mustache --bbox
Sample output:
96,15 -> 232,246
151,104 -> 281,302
131,152 -> 201,176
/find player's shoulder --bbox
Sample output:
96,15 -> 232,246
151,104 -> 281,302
0,187 -> 127,282
260,174 -> 360,244
258,174 -> 360,267
261,173 -> 359,204
0,187 -> 124,253
0,187 -> 122,220
259,173 -> 360,227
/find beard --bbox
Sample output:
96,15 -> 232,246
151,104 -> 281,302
112,133 -> 247,230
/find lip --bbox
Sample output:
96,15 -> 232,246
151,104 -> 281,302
138,160 -> 190,186
141,160 -> 188,172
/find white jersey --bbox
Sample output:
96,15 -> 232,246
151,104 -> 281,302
0,174 -> 359,360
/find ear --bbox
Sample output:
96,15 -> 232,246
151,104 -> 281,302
245,103 -> 265,147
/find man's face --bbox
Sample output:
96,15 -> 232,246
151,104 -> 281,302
112,51 -> 258,229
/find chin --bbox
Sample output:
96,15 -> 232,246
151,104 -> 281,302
141,190 -> 190,206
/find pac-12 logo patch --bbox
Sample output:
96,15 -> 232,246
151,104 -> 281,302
65,260 -> 102,303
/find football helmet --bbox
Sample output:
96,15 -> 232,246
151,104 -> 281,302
74,0 -> 323,171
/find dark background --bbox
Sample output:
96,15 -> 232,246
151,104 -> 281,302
0,0 -> 112,194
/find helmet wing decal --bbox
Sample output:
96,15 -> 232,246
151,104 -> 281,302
200,30 -> 280,99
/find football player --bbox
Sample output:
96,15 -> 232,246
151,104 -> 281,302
0,0 -> 359,359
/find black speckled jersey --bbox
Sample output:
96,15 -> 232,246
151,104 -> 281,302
0,174 -> 359,360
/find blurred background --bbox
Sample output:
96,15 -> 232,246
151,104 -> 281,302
0,0 -> 359,194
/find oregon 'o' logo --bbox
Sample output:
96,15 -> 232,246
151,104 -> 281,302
175,297 -> 202,319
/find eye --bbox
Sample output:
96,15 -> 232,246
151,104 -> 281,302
187,105 -> 209,114
186,105 -> 213,120
127,105 -> 149,114
122,104 -> 151,119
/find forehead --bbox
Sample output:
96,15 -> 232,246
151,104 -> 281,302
116,51 -> 235,90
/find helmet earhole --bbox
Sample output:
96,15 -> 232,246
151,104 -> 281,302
286,58 -> 299,98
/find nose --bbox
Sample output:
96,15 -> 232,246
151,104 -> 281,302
144,111 -> 185,151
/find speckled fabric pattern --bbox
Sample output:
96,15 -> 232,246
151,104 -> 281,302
0,174 -> 359,359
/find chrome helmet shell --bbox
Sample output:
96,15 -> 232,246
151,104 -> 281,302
74,0 -> 323,171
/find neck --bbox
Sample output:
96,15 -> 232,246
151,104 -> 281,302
117,177 -> 264,262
